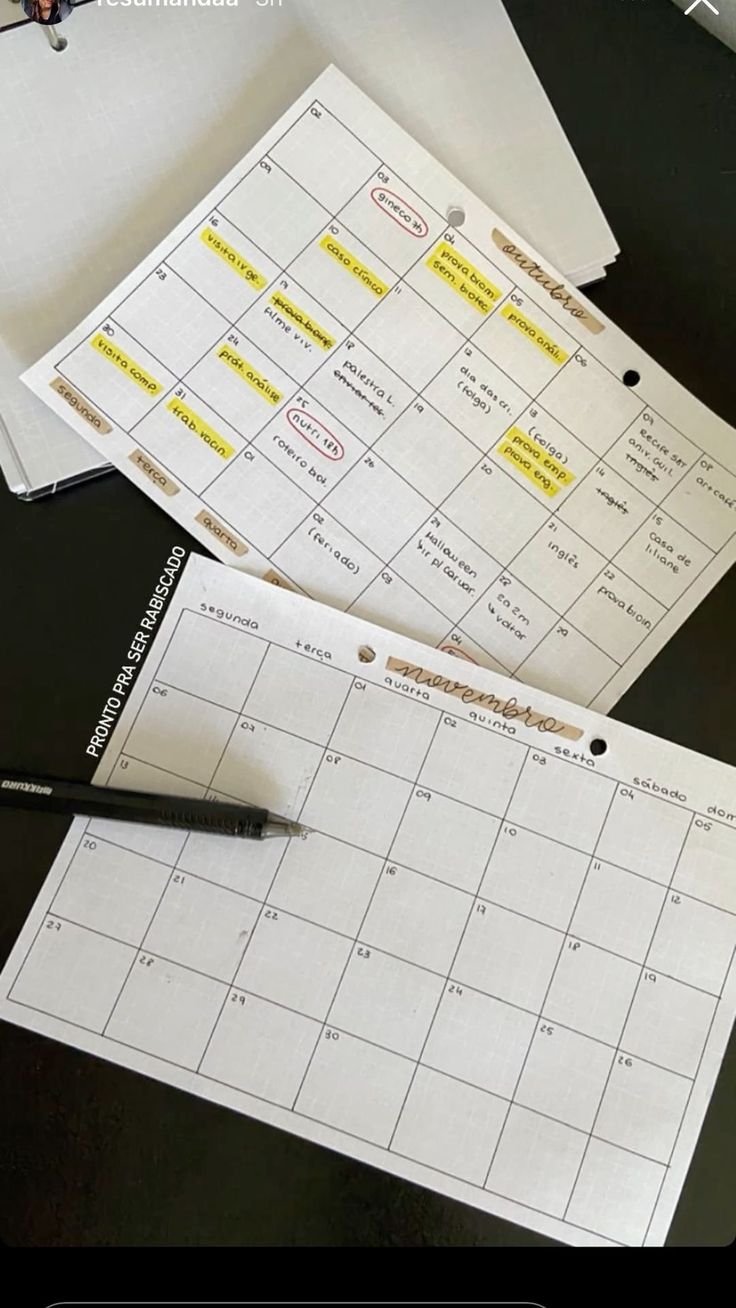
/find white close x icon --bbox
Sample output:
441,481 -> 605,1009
684,0 -> 720,15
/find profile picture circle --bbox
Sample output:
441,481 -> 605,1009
22,0 -> 73,23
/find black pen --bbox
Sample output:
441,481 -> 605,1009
0,770 -> 303,840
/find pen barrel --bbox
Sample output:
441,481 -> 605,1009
0,773 -> 270,839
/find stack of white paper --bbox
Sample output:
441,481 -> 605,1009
0,0 -> 617,498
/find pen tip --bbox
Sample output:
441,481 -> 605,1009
263,818 -> 309,838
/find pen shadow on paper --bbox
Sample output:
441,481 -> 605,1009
0,24 -> 334,366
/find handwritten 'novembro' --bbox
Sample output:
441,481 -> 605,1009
385,657 -> 583,740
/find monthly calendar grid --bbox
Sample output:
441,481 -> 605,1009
105,253 -> 653,681
7,599 -> 733,1247
574,543 -> 724,711
45,96 -> 734,710
201,152 -> 695,682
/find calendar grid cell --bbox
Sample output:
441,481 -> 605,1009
59,829 -> 175,873
100,844 -> 187,1039
115,610 -> 197,762
310,104 -> 449,225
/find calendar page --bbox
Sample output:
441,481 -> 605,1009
2,554 -> 735,1248
21,65 -> 736,715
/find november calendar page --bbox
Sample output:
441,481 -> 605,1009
2,555 -> 735,1249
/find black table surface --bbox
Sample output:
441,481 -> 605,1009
1,0 -> 735,1253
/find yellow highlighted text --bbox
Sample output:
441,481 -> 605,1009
319,234 -> 388,297
166,397 -> 235,460
91,333 -> 162,395
425,240 -> 501,315
269,291 -> 335,350
497,426 -> 575,498
500,302 -> 569,365
504,427 -> 575,489
200,227 -> 267,288
217,345 -> 282,405
498,439 -> 560,497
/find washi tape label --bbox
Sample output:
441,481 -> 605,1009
491,229 -> 605,335
386,655 -> 583,740
195,510 -> 248,556
262,569 -> 296,589
128,449 -> 180,495
49,377 -> 112,434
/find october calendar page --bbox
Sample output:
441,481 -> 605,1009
22,68 -> 736,714
1,555 -> 735,1248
